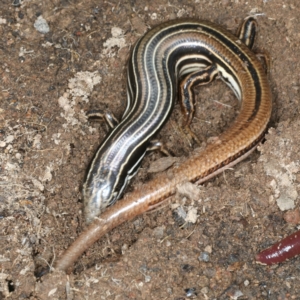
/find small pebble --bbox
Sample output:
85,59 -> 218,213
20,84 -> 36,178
34,16 -> 50,34
284,209 -> 300,224
201,287 -> 209,294
198,252 -> 210,262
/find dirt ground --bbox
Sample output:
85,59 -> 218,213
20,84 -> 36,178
1,0 -> 300,299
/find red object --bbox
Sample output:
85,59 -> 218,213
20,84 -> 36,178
256,230 -> 300,265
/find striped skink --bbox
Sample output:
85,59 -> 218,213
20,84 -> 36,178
55,17 -> 272,272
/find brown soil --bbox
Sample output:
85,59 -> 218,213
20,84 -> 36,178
1,0 -> 300,299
